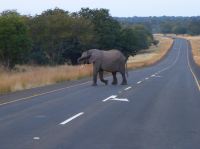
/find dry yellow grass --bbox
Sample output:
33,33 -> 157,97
0,65 -> 92,93
0,35 -> 173,94
183,36 -> 200,66
127,35 -> 173,69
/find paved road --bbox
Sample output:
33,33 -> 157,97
0,38 -> 200,149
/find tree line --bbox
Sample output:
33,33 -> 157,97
0,8 -> 154,69
116,16 -> 200,35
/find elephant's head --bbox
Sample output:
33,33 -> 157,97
77,49 -> 98,64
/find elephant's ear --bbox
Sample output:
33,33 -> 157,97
88,54 -> 96,63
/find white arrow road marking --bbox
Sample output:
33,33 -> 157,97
103,95 -> 129,102
60,112 -> 84,125
124,86 -> 132,91
110,98 -> 129,102
137,81 -> 142,84
102,95 -> 117,102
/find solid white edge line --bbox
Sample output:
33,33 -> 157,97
186,41 -> 200,91
0,81 -> 91,106
60,112 -> 84,125
151,39 -> 181,76
124,86 -> 132,91
159,40 -> 181,73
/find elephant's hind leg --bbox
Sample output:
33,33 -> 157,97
120,72 -> 127,85
99,71 -> 108,85
112,72 -> 118,85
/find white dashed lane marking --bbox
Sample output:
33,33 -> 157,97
0,82 -> 91,106
60,112 -> 84,125
137,81 -> 142,84
124,86 -> 132,91
33,137 -> 40,140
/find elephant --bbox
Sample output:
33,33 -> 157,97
77,49 -> 128,86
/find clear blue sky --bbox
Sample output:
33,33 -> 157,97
0,0 -> 199,17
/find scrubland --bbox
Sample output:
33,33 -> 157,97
0,35 -> 173,94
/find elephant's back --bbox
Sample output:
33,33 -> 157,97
103,50 -> 126,61
101,50 -> 126,72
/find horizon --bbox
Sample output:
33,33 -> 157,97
1,8 -> 200,18
0,0 -> 200,17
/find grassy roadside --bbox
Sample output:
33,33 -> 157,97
183,36 -> 200,66
127,35 -> 173,69
0,35 -> 173,94
0,65 -> 93,93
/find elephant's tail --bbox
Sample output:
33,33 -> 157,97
125,62 -> 128,77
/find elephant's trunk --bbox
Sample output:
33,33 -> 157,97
77,57 -> 83,63
77,55 -> 90,64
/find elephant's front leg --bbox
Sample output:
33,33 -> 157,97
92,64 -> 99,86
99,70 -> 108,85
92,71 -> 98,86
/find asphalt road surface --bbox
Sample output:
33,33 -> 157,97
0,38 -> 200,149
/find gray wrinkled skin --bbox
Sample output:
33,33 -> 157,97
78,49 -> 127,86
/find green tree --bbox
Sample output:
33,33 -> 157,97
160,22 -> 173,34
117,25 -> 153,57
0,10 -> 31,69
117,28 -> 138,57
29,8 -> 95,65
133,25 -> 153,48
172,25 -> 187,34
79,8 -> 121,49
188,20 -> 200,35
28,8 -> 71,65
